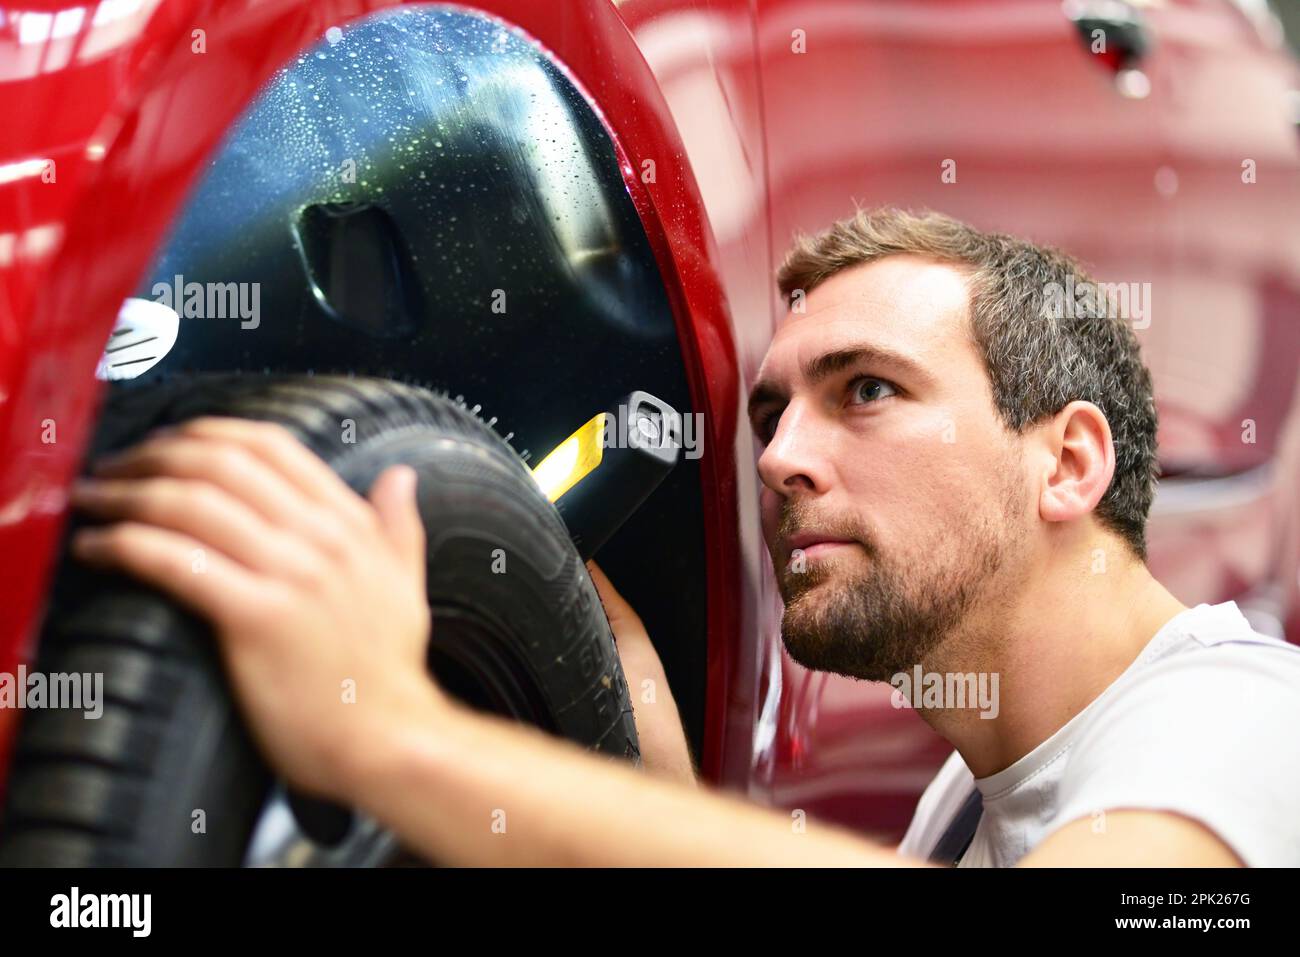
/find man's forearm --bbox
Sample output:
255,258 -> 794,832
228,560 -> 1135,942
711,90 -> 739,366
349,696 -> 922,867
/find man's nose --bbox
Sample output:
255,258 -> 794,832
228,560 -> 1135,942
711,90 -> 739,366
756,400 -> 829,496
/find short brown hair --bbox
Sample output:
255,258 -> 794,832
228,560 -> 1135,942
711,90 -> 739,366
777,207 -> 1158,559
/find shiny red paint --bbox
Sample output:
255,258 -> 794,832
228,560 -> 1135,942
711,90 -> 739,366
2,0 -> 1298,844
0,0 -> 748,802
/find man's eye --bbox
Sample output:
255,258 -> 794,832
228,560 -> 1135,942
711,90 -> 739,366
756,410 -> 782,443
848,376 -> 897,405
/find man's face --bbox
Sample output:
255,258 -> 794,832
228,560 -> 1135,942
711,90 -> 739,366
750,255 -> 1031,681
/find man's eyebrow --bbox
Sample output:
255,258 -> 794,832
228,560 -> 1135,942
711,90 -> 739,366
803,345 -> 930,386
747,344 -> 931,425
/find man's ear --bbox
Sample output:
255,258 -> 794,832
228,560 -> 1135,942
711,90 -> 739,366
1036,400 -> 1116,524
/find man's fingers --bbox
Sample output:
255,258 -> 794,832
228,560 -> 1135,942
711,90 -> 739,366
71,522 -> 267,628
93,434 -> 341,545
587,561 -> 631,618
368,465 -> 427,581
70,476 -> 317,581
587,562 -> 649,645
170,418 -> 376,529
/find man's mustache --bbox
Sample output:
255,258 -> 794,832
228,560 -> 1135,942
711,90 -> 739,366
775,500 -> 873,560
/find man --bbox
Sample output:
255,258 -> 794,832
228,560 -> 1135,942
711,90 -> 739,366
69,208 -> 1300,866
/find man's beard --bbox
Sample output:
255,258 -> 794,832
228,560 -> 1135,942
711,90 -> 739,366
775,490 -> 1021,683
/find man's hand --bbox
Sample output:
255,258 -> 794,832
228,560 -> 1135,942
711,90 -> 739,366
65,416 -> 912,866
70,417 -> 445,803
587,563 -> 696,785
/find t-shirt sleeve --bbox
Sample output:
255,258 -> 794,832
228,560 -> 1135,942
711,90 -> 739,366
1050,641 -> 1300,867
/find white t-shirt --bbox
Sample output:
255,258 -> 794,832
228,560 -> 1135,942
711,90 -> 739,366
897,601 -> 1300,867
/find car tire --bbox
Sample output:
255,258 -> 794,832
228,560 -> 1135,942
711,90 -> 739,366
0,374 -> 639,866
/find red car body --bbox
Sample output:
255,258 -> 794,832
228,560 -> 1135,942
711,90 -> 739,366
2,0 -> 1298,844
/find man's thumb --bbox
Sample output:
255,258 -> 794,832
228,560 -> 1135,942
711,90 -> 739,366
369,465 -> 426,576
586,561 -> 643,636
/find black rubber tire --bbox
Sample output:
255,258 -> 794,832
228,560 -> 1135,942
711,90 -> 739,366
0,374 -> 638,866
